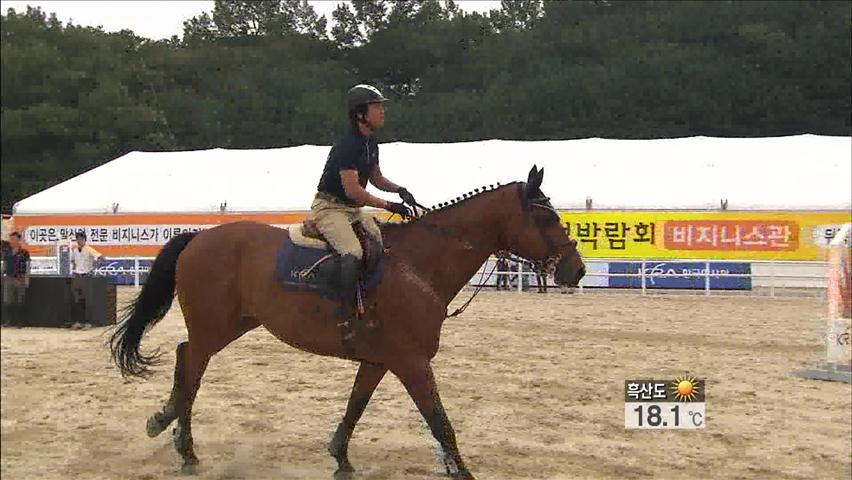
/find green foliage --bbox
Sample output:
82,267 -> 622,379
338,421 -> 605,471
184,0 -> 327,39
493,0 -> 544,31
2,0 -> 850,213
331,3 -> 363,48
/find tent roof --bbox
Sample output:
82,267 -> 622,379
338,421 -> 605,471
13,135 -> 852,215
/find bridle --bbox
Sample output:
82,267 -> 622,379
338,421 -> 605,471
384,183 -> 578,318
526,193 -> 576,274
447,196 -> 574,318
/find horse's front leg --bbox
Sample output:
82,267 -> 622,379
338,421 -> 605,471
392,361 -> 474,480
329,360 -> 388,475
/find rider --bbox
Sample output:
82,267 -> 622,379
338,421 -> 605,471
312,84 -> 416,322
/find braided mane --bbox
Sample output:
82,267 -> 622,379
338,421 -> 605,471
404,181 -> 520,222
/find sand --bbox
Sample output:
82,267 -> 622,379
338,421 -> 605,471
2,289 -> 850,480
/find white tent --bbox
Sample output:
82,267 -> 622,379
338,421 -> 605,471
13,134 -> 852,215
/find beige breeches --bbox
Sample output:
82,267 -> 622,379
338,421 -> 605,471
310,194 -> 383,259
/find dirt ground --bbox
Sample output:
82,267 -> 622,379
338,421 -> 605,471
2,289 -> 850,480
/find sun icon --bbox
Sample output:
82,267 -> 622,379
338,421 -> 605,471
671,375 -> 700,401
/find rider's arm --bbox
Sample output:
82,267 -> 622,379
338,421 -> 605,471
340,170 -> 389,209
369,164 -> 401,193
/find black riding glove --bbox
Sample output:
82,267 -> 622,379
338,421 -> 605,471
386,201 -> 413,218
397,187 -> 417,206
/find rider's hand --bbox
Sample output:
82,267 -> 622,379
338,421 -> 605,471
397,187 -> 417,206
386,201 -> 412,218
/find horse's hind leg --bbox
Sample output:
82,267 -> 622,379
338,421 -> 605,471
146,341 -> 187,438
172,339 -> 211,473
329,361 -> 387,475
168,316 -> 256,473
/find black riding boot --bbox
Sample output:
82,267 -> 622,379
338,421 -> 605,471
337,254 -> 361,341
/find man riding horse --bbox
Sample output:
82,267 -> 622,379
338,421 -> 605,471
311,84 -> 417,328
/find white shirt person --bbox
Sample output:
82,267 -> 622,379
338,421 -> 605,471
70,232 -> 103,276
68,231 -> 104,329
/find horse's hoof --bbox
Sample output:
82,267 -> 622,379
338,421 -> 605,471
333,468 -> 355,480
451,472 -> 475,480
180,463 -> 198,475
146,416 -> 164,438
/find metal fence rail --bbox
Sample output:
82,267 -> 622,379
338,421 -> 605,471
470,257 -> 829,298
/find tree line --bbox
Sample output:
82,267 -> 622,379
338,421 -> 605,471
2,0 -> 850,213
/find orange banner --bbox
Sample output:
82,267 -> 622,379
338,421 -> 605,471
663,220 -> 799,252
12,212 -> 310,256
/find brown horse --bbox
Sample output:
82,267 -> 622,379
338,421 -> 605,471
109,166 -> 585,479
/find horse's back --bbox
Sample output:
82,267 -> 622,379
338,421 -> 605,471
202,220 -> 285,237
171,221 -> 287,347
185,221 -> 285,251
176,221 -> 287,281
175,220 -> 287,315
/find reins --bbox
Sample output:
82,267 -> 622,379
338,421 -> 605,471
447,260 -> 498,318
386,195 -> 568,319
387,198 -> 495,318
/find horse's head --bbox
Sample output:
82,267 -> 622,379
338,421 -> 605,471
507,166 -> 586,288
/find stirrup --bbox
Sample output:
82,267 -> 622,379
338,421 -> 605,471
337,315 -> 355,343
356,283 -> 365,315
340,329 -> 355,342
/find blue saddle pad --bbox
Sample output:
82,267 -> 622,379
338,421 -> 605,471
275,236 -> 386,298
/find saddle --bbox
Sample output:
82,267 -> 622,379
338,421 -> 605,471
277,220 -> 385,299
289,219 -> 381,264
287,219 -> 332,250
301,219 -> 326,243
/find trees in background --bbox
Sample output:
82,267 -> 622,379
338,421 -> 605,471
2,0 -> 850,212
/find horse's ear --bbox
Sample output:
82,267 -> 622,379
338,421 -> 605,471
524,166 -> 534,198
526,165 -> 543,197
526,165 -> 538,183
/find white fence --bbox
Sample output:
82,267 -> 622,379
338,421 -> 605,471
29,255 -> 830,298
472,257 -> 829,297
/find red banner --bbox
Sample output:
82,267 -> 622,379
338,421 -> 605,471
663,220 -> 798,251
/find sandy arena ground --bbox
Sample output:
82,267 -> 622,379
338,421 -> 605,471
2,288 -> 850,480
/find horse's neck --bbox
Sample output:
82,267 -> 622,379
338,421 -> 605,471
392,191 -> 510,306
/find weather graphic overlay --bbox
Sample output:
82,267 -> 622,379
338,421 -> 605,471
672,375 -> 702,401
624,376 -> 706,429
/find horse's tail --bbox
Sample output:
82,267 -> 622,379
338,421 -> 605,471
109,231 -> 199,379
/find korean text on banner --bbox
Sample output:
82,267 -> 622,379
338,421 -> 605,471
560,211 -> 851,260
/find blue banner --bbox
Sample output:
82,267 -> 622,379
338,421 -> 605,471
92,258 -> 153,285
608,261 -> 752,290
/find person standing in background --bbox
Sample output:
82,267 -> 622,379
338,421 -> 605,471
0,240 -> 10,267
508,257 -> 530,291
69,231 -> 103,328
535,261 -> 549,294
2,232 -> 30,326
495,251 -> 510,291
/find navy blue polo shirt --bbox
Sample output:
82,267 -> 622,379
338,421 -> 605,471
317,130 -> 379,206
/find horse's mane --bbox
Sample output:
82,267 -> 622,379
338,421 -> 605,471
380,181 -> 521,233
